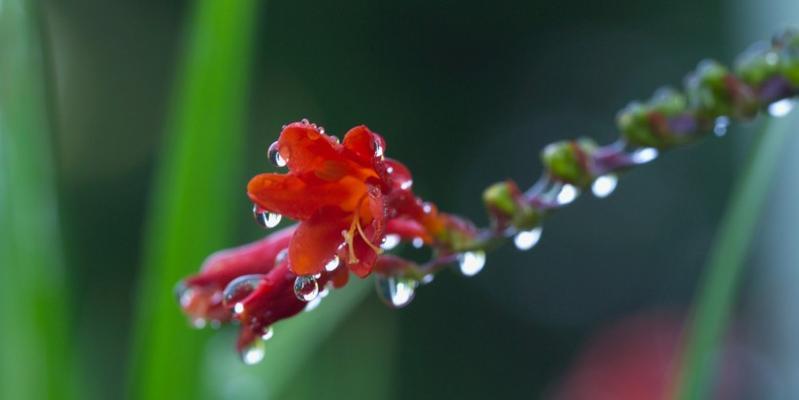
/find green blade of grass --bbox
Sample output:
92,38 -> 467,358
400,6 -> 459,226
672,113 -> 799,399
0,1 -> 75,399
127,1 -> 258,399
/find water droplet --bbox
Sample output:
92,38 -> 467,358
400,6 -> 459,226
381,234 -> 401,250
412,237 -> 424,248
457,251 -> 486,276
324,256 -> 340,272
631,147 -> 659,164
267,141 -> 287,167
240,338 -> 266,365
420,274 -> 434,285
768,98 -> 795,117
223,274 -> 265,307
374,140 -> 384,158
304,296 -> 323,312
252,204 -> 282,228
275,248 -> 288,265
293,275 -> 319,302
261,327 -> 274,341
375,275 -> 417,308
713,116 -> 730,137
174,281 -> 193,308
191,318 -> 207,329
591,174 -> 618,198
556,184 -> 580,205
513,227 -> 543,251
233,302 -> 245,315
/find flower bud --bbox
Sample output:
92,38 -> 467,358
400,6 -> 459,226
541,138 -> 597,187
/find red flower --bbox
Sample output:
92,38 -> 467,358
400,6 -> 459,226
247,120 -> 398,278
177,120 -> 475,359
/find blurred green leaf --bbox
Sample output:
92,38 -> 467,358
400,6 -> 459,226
127,1 -> 258,399
0,1 -> 76,399
673,113 -> 799,400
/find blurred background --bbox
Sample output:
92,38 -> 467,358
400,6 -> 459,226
2,0 -> 799,399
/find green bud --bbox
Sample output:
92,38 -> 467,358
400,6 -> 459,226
483,181 -> 517,217
617,88 -> 689,148
685,59 -> 733,118
541,138 -> 597,187
735,42 -> 780,87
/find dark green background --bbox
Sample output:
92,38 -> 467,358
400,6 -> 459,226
39,0 -> 799,398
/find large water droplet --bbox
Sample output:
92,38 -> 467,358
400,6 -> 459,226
380,234 -> 401,250
293,275 -> 319,302
513,227 -> 542,251
631,147 -> 659,164
768,98 -> 795,117
375,275 -> 418,308
324,256 -> 340,272
267,141 -> 287,167
240,338 -> 266,365
253,204 -> 282,228
458,251 -> 486,276
713,116 -> 730,137
556,184 -> 580,205
591,174 -> 618,198
223,274 -> 265,307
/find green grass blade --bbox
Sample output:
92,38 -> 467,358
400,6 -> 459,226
672,114 -> 799,399
127,1 -> 258,399
0,1 -> 75,399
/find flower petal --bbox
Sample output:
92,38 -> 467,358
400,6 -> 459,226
289,207 -> 349,276
248,173 -> 367,219
278,121 -> 343,173
343,125 -> 386,165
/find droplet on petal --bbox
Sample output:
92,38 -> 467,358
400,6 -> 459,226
381,234 -> 401,250
191,318 -> 207,329
591,174 -> 618,198
513,227 -> 542,251
293,275 -> 319,302
768,98 -> 795,117
267,141 -> 288,167
324,255 -> 340,272
252,204 -> 282,228
411,237 -> 424,248
457,251 -> 486,276
223,274 -> 265,307
374,139 -> 384,158
240,338 -> 266,365
375,275 -> 418,308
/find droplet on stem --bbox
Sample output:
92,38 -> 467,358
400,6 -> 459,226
713,116 -> 730,137
768,98 -> 795,117
293,275 -> 319,302
457,251 -> 486,276
240,338 -> 266,365
630,147 -> 659,164
556,184 -> 580,205
591,174 -> 618,198
513,227 -> 543,251
381,234 -> 401,250
375,275 -> 418,308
